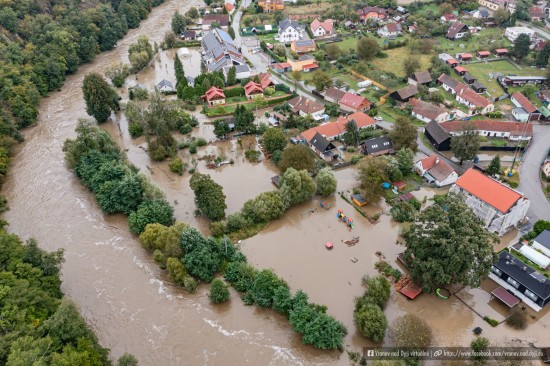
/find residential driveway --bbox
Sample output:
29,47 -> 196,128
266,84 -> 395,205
518,124 -> 550,221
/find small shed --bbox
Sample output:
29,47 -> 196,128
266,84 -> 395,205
463,73 -> 476,84
454,66 -> 468,75
477,50 -> 491,58
393,181 -> 406,191
471,81 -> 487,93
446,58 -> 459,67
491,286 -> 520,308
398,192 -> 415,202
459,53 -> 472,61
494,48 -> 508,57
352,194 -> 367,206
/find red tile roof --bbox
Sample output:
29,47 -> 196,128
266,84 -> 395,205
477,50 -> 491,56
225,3 -> 235,12
336,111 -> 376,128
302,62 -> 319,69
494,48 -> 508,53
511,91 -> 538,114
310,18 -> 334,33
419,154 -> 455,182
273,62 -> 291,69
442,14 -> 457,21
257,73 -> 274,89
455,84 -> 492,108
455,168 -> 524,213
244,81 -> 263,95
455,66 -> 468,73
410,98 -> 447,121
460,53 -> 472,59
302,112 -> 375,141
339,92 -> 371,110
440,120 -> 533,136
202,86 -> 225,102
447,58 -> 459,65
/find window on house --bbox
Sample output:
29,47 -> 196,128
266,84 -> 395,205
524,289 -> 538,302
491,266 -> 502,276
506,277 -> 519,288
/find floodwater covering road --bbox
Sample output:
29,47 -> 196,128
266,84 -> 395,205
3,0 -> 549,364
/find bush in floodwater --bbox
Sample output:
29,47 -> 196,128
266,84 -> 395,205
189,142 -> 198,154
505,310 -> 527,329
169,157 -> 185,175
483,316 -> 499,327
179,123 -> 192,135
197,137 -> 207,147
390,314 -> 433,349
128,121 -> 143,138
390,201 -> 416,223
210,278 -> 230,304
353,303 -> 387,342
128,199 -> 175,235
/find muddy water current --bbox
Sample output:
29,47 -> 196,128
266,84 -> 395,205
3,0 -> 549,364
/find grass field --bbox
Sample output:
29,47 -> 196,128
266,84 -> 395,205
371,47 -> 432,77
435,28 -> 511,55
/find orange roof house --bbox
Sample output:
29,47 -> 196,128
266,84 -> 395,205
244,81 -> 264,99
301,112 -> 375,142
258,0 -> 284,12
415,155 -> 458,187
202,86 -> 226,106
224,3 -> 235,14
257,73 -> 275,89
310,18 -> 334,37
450,168 -> 530,235
338,92 -> 371,113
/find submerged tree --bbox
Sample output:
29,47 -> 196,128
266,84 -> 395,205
82,73 -> 120,123
189,173 -> 227,221
403,194 -> 498,292
315,167 -> 337,197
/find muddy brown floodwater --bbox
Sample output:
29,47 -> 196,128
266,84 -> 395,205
3,0 -> 549,365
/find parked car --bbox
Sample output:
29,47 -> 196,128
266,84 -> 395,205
374,116 -> 383,121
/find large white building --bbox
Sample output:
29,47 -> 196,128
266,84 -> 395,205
278,19 -> 301,43
505,27 -> 535,42
450,169 -> 530,236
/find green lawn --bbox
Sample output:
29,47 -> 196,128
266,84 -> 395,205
257,33 -> 277,42
435,28 -> 511,55
371,47 -> 433,78
332,36 -> 359,54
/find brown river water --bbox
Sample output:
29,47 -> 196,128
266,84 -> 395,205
3,0 -> 549,365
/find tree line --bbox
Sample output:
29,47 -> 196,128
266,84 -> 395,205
0,229 -> 137,365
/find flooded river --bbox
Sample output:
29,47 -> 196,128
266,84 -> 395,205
3,0 -> 549,365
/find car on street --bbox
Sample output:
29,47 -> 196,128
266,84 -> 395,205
374,116 -> 383,121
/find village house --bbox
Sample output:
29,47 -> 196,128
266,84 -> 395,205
424,120 -> 452,151
287,54 -> 319,72
202,86 -> 226,106
357,6 -> 388,22
201,29 -> 246,73
458,53 -> 473,61
225,3 -> 235,14
490,251 -> 550,311
501,75 -> 547,86
244,81 -> 264,99
338,92 -> 371,113
511,91 -> 541,122
180,30 -> 196,40
450,168 -> 530,235
256,73 -> 275,89
440,120 -> 533,142
310,18 -> 334,37
408,70 -> 432,86
291,39 -> 316,54
440,13 -> 458,23
493,48 -> 508,56
360,136 -> 394,156
477,50 -> 492,59
271,62 -> 292,73
471,81 -> 487,93
202,14 -> 230,30
278,19 -> 301,43
415,155 -> 458,187
300,111 -> 376,142
156,79 -> 174,93
529,6 -> 546,21
309,132 -> 339,162
223,64 -> 251,80
438,74 -> 494,114
258,0 -> 284,12
446,58 -> 460,68
472,7 -> 490,18
446,22 -> 469,40
409,98 -> 451,123
323,87 -> 346,103
378,22 -> 402,37
534,230 -> 550,258
288,95 -> 325,117
454,66 -> 468,76
390,84 -> 419,103
477,0 -> 516,13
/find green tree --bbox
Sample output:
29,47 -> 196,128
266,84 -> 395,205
354,303 -> 387,342
311,70 -> 333,91
278,144 -> 314,173
189,173 -> 227,221
105,63 -> 129,88
233,105 -> 256,134
279,168 -> 317,207
357,157 -> 388,203
438,3 -> 453,16
325,43 -> 342,60
315,167 -> 337,197
96,172 -> 144,214
272,285 -> 294,316
250,269 -> 286,307
512,33 -> 531,59
262,128 -> 287,154
117,353 -> 139,366
166,257 -> 188,286
343,120 -> 360,146
128,199 -> 175,235
396,148 -> 414,175
389,117 -> 418,152
128,36 -> 154,73
521,83 -> 536,98
356,275 -> 391,310
494,8 -> 510,25
357,37 -> 379,61
174,54 -> 187,93
228,27 -> 236,40
404,194 -> 499,292
182,86 -> 195,100
471,337 -> 489,352
210,278 -> 230,303
226,66 -> 237,86
403,57 -> 421,77
242,191 -> 286,222
487,155 -> 501,175
171,11 -> 188,34
181,228 -> 222,282
139,222 -> 186,258
186,7 -> 200,19
450,121 -> 480,164
390,314 -> 433,348
302,312 -> 346,350
82,73 -> 120,123
213,120 -> 231,139
390,201 -> 416,222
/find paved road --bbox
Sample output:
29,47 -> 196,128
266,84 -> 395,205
517,20 -> 550,40
518,123 -> 550,221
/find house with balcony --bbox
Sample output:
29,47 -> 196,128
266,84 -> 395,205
449,168 -> 530,235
